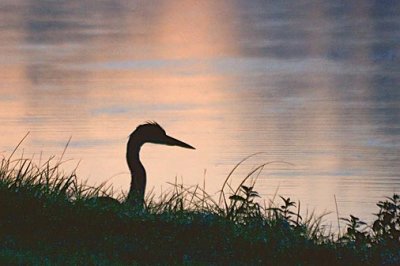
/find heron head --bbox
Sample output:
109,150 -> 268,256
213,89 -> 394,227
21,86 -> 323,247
132,122 -> 195,149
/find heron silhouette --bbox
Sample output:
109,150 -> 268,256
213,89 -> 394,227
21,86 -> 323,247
125,122 -> 195,206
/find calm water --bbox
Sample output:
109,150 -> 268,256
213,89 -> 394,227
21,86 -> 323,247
1,1 -> 399,225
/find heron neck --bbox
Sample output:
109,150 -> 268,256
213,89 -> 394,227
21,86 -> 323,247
126,133 -> 145,165
126,136 -> 146,206
127,139 -> 141,163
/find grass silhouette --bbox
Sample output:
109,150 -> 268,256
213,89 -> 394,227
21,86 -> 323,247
0,150 -> 399,265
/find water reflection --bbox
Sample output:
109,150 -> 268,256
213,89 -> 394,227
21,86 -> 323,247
0,0 -> 399,225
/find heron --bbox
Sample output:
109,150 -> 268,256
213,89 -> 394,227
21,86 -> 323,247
125,122 -> 195,206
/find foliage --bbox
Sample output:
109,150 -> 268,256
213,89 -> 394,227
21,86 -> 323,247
340,215 -> 369,245
227,185 -> 262,223
0,151 -> 399,265
372,194 -> 400,245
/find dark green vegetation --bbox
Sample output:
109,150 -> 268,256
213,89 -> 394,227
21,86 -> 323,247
0,153 -> 399,265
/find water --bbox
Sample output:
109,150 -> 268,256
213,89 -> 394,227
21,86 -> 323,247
1,0 -> 399,226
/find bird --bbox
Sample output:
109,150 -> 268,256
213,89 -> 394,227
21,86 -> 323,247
125,122 -> 195,206
92,122 -> 195,208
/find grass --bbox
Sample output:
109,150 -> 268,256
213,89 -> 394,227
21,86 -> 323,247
0,149 -> 399,265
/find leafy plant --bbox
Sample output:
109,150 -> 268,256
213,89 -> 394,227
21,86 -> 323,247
227,185 -> 262,223
372,194 -> 400,245
268,196 -> 302,227
340,215 -> 370,245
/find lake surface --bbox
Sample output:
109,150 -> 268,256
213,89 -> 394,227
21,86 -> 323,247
1,0 -> 399,226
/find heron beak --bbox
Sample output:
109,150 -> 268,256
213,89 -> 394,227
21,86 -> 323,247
163,135 -> 195,149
